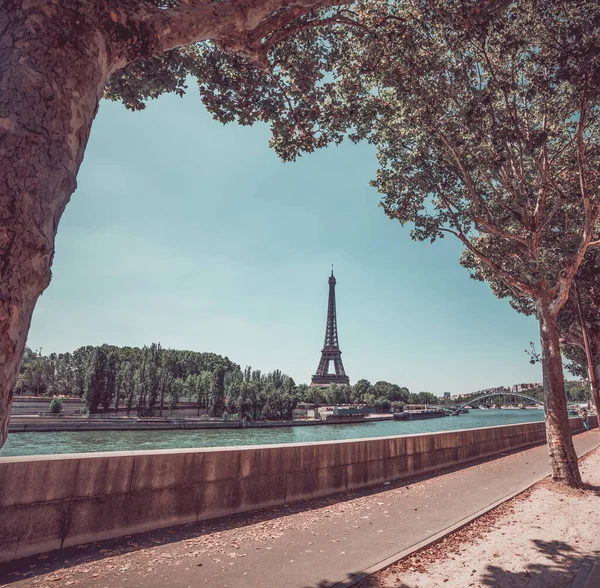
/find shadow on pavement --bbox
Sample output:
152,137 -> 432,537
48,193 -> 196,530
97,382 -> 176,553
481,539 -> 599,587
300,573 -> 365,588
305,540 -> 599,588
582,483 -> 600,497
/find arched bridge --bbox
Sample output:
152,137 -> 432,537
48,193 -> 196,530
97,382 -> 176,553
455,392 -> 544,413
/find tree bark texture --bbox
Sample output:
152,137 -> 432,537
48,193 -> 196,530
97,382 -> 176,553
0,2 -> 111,447
537,302 -> 582,487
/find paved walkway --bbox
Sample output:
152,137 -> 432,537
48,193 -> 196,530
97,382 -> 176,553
572,531 -> 600,588
2,431 -> 599,588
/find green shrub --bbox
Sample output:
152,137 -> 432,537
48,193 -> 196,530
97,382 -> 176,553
49,397 -> 63,414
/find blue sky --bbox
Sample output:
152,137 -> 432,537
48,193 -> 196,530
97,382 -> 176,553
28,88 -> 543,395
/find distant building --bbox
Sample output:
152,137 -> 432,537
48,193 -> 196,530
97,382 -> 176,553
511,383 -> 542,393
443,392 -> 451,399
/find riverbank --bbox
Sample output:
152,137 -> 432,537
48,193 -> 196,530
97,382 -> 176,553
2,428 -> 598,587
7,414 -> 395,433
0,410 -> 548,457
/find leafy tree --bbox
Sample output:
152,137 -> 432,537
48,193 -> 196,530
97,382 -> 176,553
146,343 -> 162,411
195,371 -> 214,416
351,379 -> 372,403
49,397 -> 63,414
558,248 -> 600,382
19,347 -> 37,377
84,347 -> 108,414
225,368 -> 247,416
102,351 -> 118,413
373,397 -> 391,412
53,352 -> 76,397
247,369 -> 268,421
123,361 -> 136,416
15,350 -> 50,396
564,382 -> 589,403
135,354 -> 148,412
409,392 -> 439,406
324,383 -> 351,405
263,370 -> 298,419
301,384 -> 326,405
169,378 -> 185,412
373,381 -> 408,402
72,347 -> 91,398
501,241 -> 600,409
363,393 -> 376,406
158,369 -> 174,417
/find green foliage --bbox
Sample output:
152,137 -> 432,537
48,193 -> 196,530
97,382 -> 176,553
224,367 -> 299,420
344,379 -> 410,406
48,397 -> 63,414
409,391 -> 439,405
17,347 -> 418,419
122,361 -> 136,415
84,347 -> 108,414
558,246 -> 600,378
169,378 -> 185,411
15,348 -> 51,396
19,343 -> 238,416
565,382 -> 591,403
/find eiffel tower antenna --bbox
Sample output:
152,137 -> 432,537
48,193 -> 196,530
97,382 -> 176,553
311,267 -> 350,386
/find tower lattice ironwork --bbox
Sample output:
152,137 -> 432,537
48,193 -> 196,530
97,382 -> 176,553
311,268 -> 350,386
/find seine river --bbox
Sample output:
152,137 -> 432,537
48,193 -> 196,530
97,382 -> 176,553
0,409 -> 546,457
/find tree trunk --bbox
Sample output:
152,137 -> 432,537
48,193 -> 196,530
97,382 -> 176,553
537,302 -> 582,487
588,329 -> 600,415
0,3 -> 110,447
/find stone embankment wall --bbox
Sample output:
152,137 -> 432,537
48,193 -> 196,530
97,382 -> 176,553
0,417 -> 596,563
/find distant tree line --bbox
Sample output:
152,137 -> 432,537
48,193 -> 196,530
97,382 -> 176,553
294,380 -> 437,413
16,344 -> 237,416
15,346 -> 427,418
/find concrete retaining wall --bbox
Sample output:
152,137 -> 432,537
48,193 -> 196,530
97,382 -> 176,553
0,417 -> 596,563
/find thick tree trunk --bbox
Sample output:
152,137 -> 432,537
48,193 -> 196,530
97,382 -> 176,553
537,302 -> 582,487
0,2 -> 109,447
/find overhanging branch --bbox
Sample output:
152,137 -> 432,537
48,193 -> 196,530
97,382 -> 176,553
110,0 -> 350,71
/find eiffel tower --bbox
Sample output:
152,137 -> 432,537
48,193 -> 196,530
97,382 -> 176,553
311,267 -> 350,386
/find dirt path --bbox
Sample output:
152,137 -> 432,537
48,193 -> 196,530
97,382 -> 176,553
359,447 -> 600,588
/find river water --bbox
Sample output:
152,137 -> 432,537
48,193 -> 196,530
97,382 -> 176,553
0,409 -> 546,457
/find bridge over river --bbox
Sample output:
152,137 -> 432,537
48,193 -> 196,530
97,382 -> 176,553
453,391 -> 544,413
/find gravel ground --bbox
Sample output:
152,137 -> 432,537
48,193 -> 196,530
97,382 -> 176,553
358,447 -> 600,588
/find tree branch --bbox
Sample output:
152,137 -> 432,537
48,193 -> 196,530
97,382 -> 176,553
435,189 -> 534,296
108,0 -> 349,71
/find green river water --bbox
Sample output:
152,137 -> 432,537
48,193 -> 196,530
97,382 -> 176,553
0,409 -> 546,457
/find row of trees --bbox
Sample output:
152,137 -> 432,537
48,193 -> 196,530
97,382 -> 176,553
16,346 -> 427,417
16,344 -> 237,416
